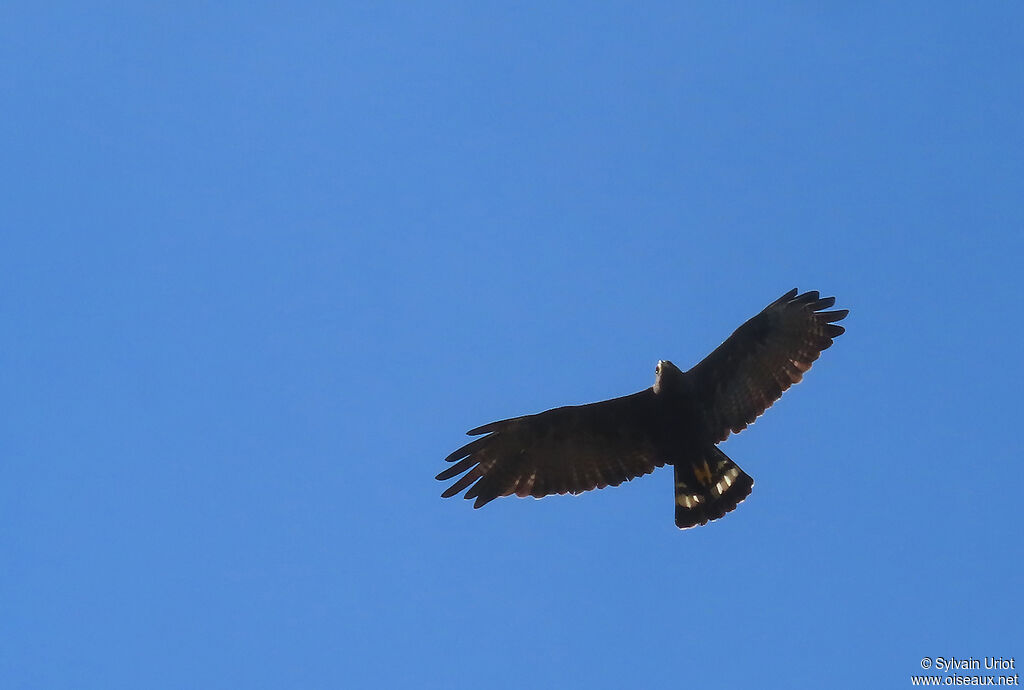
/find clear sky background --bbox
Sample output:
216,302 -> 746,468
3,3 -> 1022,688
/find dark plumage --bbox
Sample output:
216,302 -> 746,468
437,289 -> 848,529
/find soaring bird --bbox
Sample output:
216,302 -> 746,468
436,289 -> 848,529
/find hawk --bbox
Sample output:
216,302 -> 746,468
436,289 -> 848,529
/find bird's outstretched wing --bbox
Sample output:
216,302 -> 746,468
687,288 -> 848,442
437,390 -> 665,508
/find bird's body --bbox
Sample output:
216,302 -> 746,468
437,289 -> 847,529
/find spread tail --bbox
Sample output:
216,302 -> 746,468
674,446 -> 753,529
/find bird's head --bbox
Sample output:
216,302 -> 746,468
653,359 -> 684,394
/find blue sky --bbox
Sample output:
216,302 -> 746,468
3,3 -> 1022,688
